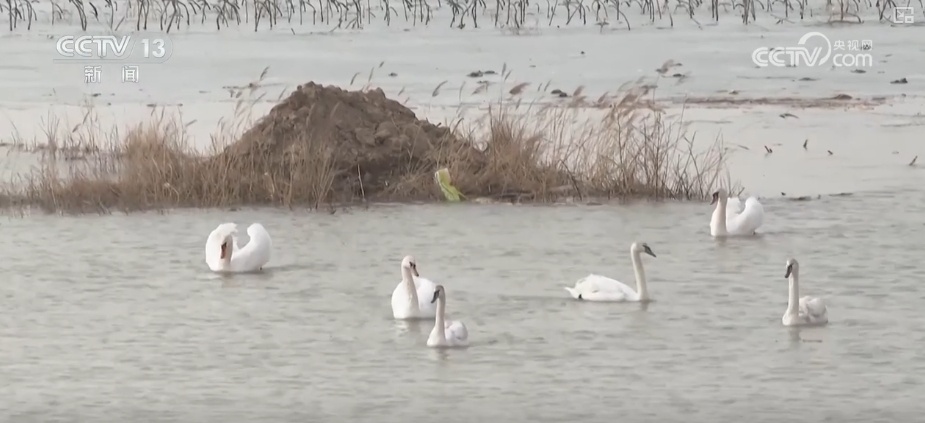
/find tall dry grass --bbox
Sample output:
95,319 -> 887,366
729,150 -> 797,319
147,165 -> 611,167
0,81 -> 739,215
387,88 -> 737,203
1,0 -> 900,33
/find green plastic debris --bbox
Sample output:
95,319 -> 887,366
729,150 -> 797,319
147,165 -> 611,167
434,168 -> 465,202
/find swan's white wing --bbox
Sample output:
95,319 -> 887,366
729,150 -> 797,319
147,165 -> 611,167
414,276 -> 439,316
247,223 -> 272,245
391,276 -> 438,319
230,223 -> 272,272
414,276 -> 438,298
566,274 -> 638,302
742,197 -> 764,231
445,320 -> 469,346
725,196 -> 745,214
574,274 -> 628,292
246,222 -> 271,262
799,296 -> 828,323
726,197 -> 764,235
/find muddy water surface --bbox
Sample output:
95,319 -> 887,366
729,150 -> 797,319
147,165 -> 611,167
2,189 -> 924,422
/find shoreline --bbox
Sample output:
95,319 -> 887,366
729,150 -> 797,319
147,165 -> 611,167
0,189 -> 863,219
1,16 -> 921,216
0,80 -> 743,215
1,88 -> 921,215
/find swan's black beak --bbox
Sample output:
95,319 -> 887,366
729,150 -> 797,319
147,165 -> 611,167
785,264 -> 793,279
220,242 -> 227,259
411,265 -> 420,277
643,245 -> 656,258
431,289 -> 440,303
710,191 -> 719,205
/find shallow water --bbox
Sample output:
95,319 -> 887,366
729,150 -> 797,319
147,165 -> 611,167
2,190 -> 924,421
3,11 -> 925,151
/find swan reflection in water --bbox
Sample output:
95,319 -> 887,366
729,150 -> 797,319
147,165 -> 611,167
392,319 -> 426,336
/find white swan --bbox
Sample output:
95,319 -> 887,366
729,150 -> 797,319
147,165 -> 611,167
390,255 -> 438,320
709,188 -> 764,237
205,223 -> 272,273
781,258 -> 829,327
564,242 -> 656,302
426,285 -> 469,348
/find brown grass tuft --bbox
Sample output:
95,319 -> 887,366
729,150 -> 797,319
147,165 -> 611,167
1,79 -> 739,215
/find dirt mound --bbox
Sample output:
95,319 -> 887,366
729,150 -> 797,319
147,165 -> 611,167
219,82 -> 484,198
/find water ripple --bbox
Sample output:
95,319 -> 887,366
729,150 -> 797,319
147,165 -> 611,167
2,191 -> 925,420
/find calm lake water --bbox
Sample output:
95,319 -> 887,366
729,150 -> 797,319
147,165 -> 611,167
2,188 -> 925,422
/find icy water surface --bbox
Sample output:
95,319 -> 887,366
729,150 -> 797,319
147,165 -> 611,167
2,189 -> 925,422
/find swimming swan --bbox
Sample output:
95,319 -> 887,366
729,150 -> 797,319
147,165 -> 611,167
427,285 -> 469,348
781,258 -> 828,327
564,242 -> 656,302
709,188 -> 764,237
205,223 -> 272,273
390,255 -> 438,320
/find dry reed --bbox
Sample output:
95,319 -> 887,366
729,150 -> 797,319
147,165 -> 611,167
1,0 -> 908,33
0,80 -> 739,215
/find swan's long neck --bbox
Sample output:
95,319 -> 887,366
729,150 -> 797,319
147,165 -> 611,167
402,267 -> 419,307
222,237 -> 234,267
711,197 -> 728,235
435,295 -> 447,339
787,271 -> 800,315
631,251 -> 649,301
